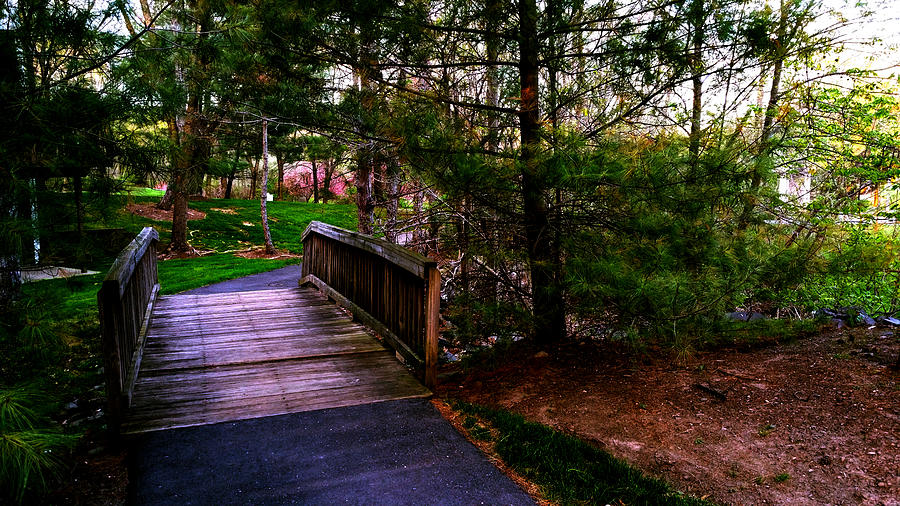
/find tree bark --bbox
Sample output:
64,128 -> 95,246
740,0 -> 787,228
519,0 -> 565,344
312,157 -> 319,203
260,118 -> 276,254
277,152 -> 285,201
385,161 -> 400,243
355,17 -> 377,235
157,185 -> 174,210
356,155 -> 375,235
248,156 -> 258,200
168,2 -> 214,252
322,160 -> 333,204
688,0 -> 704,168
171,172 -> 190,251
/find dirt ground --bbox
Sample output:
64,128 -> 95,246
125,203 -> 206,222
438,327 -> 900,505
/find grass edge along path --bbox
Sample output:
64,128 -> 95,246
439,400 -> 712,506
157,254 -> 298,294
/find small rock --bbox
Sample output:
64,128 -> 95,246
831,319 -> 846,329
533,351 -> 549,359
860,312 -> 876,326
877,482 -> 887,488
884,317 -> 900,326
65,401 -> 79,411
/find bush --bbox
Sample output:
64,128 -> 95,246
784,225 -> 900,315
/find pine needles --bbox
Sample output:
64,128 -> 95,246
0,387 -> 76,504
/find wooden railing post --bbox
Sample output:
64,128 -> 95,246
98,279 -> 125,431
97,227 -> 159,436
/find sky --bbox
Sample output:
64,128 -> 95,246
822,0 -> 900,74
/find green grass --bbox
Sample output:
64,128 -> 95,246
451,401 -> 710,506
106,197 -> 357,254
119,186 -> 165,197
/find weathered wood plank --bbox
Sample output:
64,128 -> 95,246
124,353 -> 429,434
300,274 -> 423,368
123,286 -> 430,435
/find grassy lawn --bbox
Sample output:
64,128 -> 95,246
109,197 -> 356,254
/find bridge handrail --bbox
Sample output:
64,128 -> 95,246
300,221 -> 439,388
97,226 -> 159,434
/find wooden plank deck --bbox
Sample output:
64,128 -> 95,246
122,287 -> 431,435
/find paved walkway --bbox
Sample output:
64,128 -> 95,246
128,265 -> 534,505
180,264 -> 303,294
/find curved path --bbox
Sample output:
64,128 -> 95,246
129,265 -> 534,505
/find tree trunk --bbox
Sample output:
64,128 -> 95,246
225,169 -> 235,199
385,162 -> 400,243
322,160 -> 333,204
519,0 -> 565,344
740,0 -> 787,228
169,1 -> 215,252
356,156 -> 375,235
171,184 -> 190,252
412,186 -> 425,254
248,156 -> 258,200
157,185 -> 174,210
277,152 -> 285,201
260,119 -> 276,254
688,0 -> 704,168
355,18 -> 377,235
312,157 -> 319,204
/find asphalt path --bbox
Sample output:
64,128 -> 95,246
180,264 -> 303,295
129,266 -> 534,505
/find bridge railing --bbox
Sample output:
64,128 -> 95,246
300,221 -> 440,388
97,226 -> 160,434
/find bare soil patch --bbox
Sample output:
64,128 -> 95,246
438,328 -> 900,505
126,203 -> 206,222
234,248 -> 300,260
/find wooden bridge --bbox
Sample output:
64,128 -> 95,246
98,222 -> 440,435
